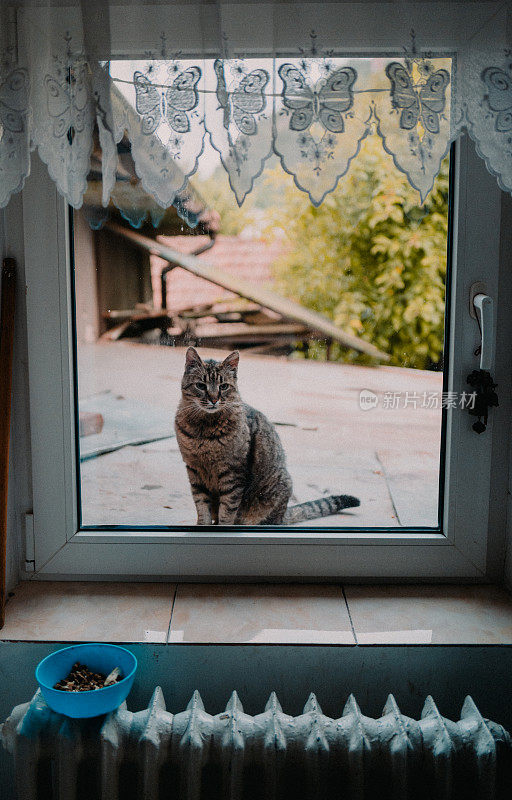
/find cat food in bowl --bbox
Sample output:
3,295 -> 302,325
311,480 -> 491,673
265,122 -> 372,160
36,643 -> 137,718
54,662 -> 122,691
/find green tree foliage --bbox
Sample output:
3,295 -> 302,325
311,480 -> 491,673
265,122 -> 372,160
194,166 -> 255,236
265,137 -> 449,369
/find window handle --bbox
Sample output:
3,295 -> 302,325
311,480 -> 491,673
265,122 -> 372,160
466,288 -> 498,434
472,293 -> 494,371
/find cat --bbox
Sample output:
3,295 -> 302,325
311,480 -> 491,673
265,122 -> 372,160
174,347 -> 360,525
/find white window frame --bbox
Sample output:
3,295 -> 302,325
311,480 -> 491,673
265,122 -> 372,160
5,3 -> 505,580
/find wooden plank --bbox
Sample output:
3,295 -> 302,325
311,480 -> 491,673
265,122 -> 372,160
239,340 -> 299,355
0,259 -> 16,629
101,311 -> 173,341
107,223 -> 390,361
179,321 -> 307,338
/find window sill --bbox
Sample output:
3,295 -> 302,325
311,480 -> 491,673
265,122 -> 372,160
1,582 -> 512,645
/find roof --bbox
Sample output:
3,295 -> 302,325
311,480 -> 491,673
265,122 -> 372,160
150,233 -> 286,311
107,222 -> 388,359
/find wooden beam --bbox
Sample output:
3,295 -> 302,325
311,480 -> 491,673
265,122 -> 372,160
106,223 -> 390,361
0,259 -> 16,629
179,322 -> 307,338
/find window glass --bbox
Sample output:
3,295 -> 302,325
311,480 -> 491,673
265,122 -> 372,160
73,58 -> 451,530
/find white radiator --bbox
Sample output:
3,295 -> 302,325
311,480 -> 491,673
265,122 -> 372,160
1,688 -> 511,800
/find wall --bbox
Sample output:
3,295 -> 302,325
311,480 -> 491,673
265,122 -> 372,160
0,196 -> 32,592
72,210 -> 154,346
487,192 -> 512,583
74,211 -> 100,345
1,643 -> 512,799
494,192 -> 512,591
94,227 -> 152,334
505,450 -> 512,591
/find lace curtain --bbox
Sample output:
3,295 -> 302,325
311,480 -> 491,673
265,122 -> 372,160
0,1 -> 510,219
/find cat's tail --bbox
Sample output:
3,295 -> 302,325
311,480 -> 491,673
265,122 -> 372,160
284,494 -> 360,524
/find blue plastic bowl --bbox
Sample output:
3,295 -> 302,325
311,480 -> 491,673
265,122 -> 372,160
35,643 -> 137,718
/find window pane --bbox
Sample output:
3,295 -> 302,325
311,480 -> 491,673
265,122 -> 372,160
73,58 -> 451,530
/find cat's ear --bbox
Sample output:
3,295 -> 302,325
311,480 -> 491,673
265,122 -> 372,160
185,347 -> 202,370
222,350 -> 239,374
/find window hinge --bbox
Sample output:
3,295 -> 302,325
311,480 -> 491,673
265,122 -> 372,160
24,511 -> 35,572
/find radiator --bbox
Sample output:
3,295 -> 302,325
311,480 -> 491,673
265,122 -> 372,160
2,688 -> 511,800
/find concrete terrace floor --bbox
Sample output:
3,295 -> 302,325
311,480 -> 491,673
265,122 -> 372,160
78,342 -> 443,529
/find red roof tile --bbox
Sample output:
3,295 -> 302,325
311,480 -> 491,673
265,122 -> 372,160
150,233 -> 286,311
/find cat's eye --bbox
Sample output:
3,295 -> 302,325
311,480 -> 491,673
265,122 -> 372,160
220,383 -> 230,391
195,382 -> 206,391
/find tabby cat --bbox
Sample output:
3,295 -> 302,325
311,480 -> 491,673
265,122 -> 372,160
174,347 -> 360,525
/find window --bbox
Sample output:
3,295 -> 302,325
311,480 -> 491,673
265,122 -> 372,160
73,63 -> 451,533
9,3 -> 504,579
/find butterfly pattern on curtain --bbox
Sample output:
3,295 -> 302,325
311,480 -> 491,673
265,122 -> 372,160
108,59 -> 205,209
463,49 -> 512,195
274,58 -> 368,206
205,59 -> 272,204
22,29 -> 95,210
0,51 -> 30,208
374,57 -> 452,201
94,53 -> 456,211
2,28 -> 512,215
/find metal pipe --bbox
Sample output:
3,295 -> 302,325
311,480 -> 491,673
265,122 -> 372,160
159,233 -> 216,310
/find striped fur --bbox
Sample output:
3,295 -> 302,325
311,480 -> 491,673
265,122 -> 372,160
174,348 -> 360,526
284,495 -> 360,524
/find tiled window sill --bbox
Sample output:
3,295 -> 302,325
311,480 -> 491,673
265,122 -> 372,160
1,581 -> 512,645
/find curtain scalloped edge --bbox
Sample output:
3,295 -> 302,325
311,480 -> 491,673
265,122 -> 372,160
3,122 -> 508,217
